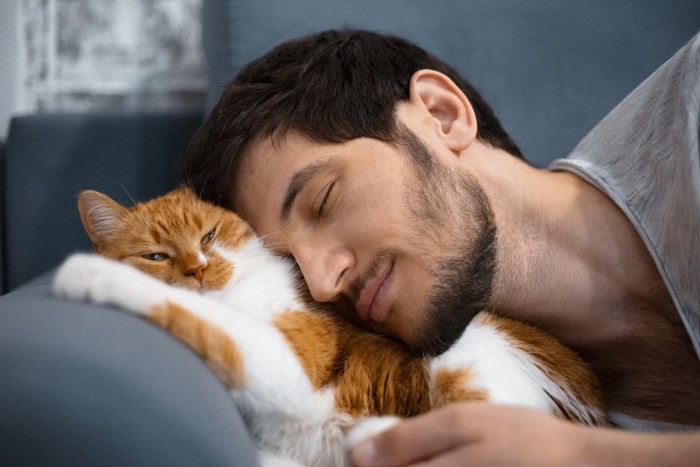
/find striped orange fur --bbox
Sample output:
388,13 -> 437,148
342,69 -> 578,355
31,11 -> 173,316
274,309 -> 431,417
431,367 -> 490,408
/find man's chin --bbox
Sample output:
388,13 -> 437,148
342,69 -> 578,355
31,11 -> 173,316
407,299 -> 486,357
375,309 -> 451,356
359,319 -> 399,341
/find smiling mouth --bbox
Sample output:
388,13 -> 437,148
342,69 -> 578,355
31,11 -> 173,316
355,261 -> 393,322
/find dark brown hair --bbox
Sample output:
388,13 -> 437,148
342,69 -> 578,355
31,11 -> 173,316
179,29 -> 522,207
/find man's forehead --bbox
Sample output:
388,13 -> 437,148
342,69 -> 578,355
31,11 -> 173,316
239,132 -> 315,175
232,133 -> 329,226
232,138 -> 283,219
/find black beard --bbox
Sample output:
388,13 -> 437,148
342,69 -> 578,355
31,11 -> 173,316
413,191 -> 497,356
396,127 -> 497,357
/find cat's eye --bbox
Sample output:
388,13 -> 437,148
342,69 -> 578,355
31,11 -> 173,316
143,253 -> 169,261
201,228 -> 216,246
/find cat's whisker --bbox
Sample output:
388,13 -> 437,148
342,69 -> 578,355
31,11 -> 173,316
196,172 -> 214,201
257,231 -> 302,249
182,169 -> 195,192
260,229 -> 303,240
114,178 -> 137,206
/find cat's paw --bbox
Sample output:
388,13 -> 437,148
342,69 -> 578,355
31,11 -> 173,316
53,253 -> 104,301
53,253 -> 163,314
257,451 -> 305,467
345,416 -> 400,451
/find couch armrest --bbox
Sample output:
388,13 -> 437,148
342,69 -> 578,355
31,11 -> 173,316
0,273 -> 259,466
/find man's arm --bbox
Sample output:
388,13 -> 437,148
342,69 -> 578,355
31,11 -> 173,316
350,402 -> 700,466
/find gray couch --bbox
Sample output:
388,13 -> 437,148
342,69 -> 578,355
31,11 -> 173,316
1,1 -> 698,465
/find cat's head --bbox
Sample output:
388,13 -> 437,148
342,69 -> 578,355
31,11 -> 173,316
77,186 -> 254,290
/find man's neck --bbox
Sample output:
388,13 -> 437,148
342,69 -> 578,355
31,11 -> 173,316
467,148 -> 670,347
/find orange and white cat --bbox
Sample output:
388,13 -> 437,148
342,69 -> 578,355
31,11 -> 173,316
53,187 -> 606,467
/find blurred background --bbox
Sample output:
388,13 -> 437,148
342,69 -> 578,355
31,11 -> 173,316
2,1 -> 699,149
0,0 -> 206,140
0,0 -> 698,293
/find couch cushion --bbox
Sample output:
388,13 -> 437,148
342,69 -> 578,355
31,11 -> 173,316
0,272 -> 259,466
203,0 -> 700,167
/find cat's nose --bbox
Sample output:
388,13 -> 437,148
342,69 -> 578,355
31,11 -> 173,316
182,252 -> 208,284
187,264 -> 206,283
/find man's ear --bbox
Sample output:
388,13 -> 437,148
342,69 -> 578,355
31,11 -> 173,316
409,69 -> 477,153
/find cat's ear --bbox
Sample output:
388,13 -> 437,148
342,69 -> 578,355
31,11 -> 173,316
77,190 -> 127,252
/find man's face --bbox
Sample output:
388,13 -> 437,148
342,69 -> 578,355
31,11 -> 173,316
234,119 -> 496,355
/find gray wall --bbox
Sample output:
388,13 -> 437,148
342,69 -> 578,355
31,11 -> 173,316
0,0 -> 206,140
0,1 -> 22,140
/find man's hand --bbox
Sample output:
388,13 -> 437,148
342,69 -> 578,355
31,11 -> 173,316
349,402 -> 700,466
349,402 -> 582,466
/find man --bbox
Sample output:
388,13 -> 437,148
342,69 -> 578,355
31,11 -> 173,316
180,30 -> 700,465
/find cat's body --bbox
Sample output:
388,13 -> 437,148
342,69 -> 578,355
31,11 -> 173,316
53,187 -> 606,467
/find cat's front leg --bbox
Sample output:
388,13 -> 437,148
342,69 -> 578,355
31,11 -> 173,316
54,253 -> 254,390
53,253 -> 181,315
427,311 -> 563,410
428,311 -> 588,410
53,253 -> 321,401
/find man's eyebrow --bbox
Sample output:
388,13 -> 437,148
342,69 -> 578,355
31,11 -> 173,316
280,157 -> 336,223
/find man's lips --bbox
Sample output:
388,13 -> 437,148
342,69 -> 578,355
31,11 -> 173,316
355,262 -> 393,322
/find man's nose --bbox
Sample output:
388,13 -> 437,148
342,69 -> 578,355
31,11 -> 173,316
293,240 -> 352,303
